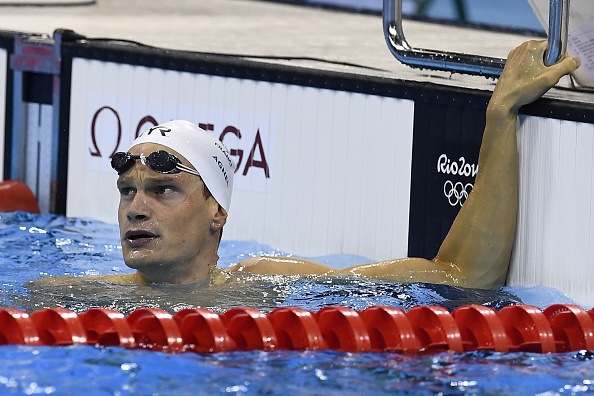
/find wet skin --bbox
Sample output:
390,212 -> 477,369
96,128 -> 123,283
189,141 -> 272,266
115,142 -> 227,284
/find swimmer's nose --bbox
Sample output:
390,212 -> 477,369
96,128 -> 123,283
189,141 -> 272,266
127,211 -> 148,222
126,193 -> 151,222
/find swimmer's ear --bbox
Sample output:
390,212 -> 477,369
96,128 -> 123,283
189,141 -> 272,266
211,205 -> 228,230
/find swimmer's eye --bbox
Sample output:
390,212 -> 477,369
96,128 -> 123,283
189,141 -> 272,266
118,186 -> 136,197
153,186 -> 176,195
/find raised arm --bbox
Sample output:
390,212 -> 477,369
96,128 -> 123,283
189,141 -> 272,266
336,40 -> 580,288
434,41 -> 579,287
231,40 -> 580,289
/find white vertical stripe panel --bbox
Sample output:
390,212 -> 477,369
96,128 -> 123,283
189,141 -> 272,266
206,76 -> 226,139
513,116 -> 539,285
557,121 -> 575,294
512,116 -> 555,287
258,82 -> 287,249
238,79 -> 264,238
359,95 -> 383,259
240,79 -> 261,191
342,93 -> 367,254
510,115 -> 594,307
277,84 -> 302,252
545,119 -> 562,290
0,48 -> 6,179
191,74 -> 211,127
309,89 -> 335,255
386,97 -> 414,260
248,81 -> 273,239
327,91 -> 350,254
572,122 -> 594,297
294,87 -> 319,253
175,72 -> 195,121
161,70 -> 180,121
223,77 -> 241,127
145,68 -> 167,123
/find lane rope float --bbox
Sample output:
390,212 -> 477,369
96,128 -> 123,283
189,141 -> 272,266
1,304 -> 594,354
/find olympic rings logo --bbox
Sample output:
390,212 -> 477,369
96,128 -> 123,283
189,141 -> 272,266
443,180 -> 473,207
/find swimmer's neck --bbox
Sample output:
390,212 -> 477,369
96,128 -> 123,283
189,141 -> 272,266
106,267 -> 228,285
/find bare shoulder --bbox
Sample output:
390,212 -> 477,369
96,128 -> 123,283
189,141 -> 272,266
229,256 -> 335,276
28,273 -> 139,287
27,275 -> 87,287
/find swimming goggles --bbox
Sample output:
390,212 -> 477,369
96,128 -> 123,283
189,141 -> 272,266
110,150 -> 200,177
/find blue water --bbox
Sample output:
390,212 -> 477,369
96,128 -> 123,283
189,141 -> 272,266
0,211 -> 591,395
1,346 -> 594,396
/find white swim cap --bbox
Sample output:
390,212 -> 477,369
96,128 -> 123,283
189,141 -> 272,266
129,120 -> 235,211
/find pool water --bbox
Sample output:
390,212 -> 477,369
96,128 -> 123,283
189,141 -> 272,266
0,211 -> 592,395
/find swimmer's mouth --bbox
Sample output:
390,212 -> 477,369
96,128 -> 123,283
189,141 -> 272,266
124,230 -> 157,241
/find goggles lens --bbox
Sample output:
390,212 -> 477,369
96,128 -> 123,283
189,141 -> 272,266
111,150 -> 199,177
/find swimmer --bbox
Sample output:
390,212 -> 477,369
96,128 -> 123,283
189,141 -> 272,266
42,40 -> 581,288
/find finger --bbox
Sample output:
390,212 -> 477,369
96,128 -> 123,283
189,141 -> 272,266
547,55 -> 581,79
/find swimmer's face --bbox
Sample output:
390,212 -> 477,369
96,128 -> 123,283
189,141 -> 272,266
116,142 -> 226,283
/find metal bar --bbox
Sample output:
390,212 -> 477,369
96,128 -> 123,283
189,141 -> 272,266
544,0 -> 570,66
382,0 -> 570,78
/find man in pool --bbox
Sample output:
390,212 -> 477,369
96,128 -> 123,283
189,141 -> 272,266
95,40 -> 580,288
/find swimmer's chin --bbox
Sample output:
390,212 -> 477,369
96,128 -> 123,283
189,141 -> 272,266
87,269 -> 230,286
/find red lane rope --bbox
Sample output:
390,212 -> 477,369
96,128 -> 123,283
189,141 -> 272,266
1,304 -> 593,354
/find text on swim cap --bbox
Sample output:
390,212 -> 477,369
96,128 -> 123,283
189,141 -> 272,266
212,156 -> 230,186
214,141 -> 233,168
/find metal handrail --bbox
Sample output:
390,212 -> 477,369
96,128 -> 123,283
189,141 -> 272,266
383,0 -> 570,78
544,0 -> 570,66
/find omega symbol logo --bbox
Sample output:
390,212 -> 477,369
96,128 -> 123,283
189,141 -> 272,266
443,180 -> 473,207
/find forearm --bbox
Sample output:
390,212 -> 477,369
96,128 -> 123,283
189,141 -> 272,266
435,101 -> 519,288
